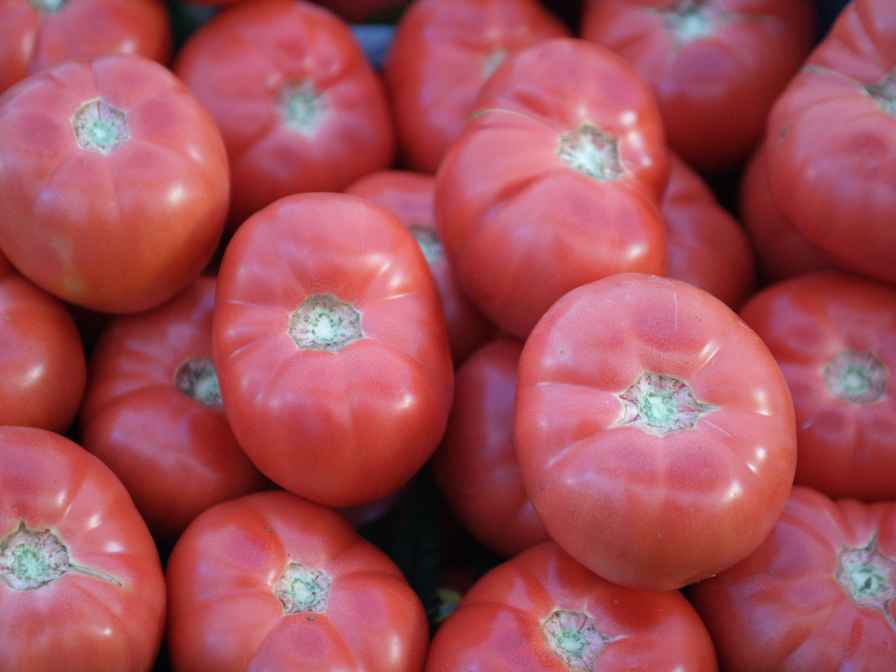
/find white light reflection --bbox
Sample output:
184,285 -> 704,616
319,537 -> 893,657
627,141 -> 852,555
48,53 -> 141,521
746,446 -> 767,476
752,388 -> 772,416
723,481 -> 743,503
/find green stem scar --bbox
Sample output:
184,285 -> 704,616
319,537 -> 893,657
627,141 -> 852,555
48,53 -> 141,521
72,98 -> 129,155
30,0 -> 67,12
289,293 -> 364,352
867,72 -> 896,116
543,610 -> 619,671
837,535 -> 896,631
663,0 -> 714,43
824,351 -> 887,404
558,124 -> 624,181
280,82 -> 327,136
274,562 -> 331,615
617,372 -> 716,437
175,358 -> 223,407
409,226 -> 444,265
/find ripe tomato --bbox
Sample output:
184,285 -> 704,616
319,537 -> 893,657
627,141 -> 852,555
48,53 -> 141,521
168,491 -> 429,671
516,274 -> 797,591
0,427 -> 165,672
79,277 -> 268,541
740,272 -> 896,501
583,0 -> 815,170
427,542 -> 718,671
766,0 -> 896,284
437,39 -> 667,338
346,171 -> 492,363
691,487 -> 896,671
214,193 -> 454,507
175,0 -> 394,224
384,0 -> 568,173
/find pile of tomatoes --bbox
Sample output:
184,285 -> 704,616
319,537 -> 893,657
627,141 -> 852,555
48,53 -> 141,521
0,0 -> 893,670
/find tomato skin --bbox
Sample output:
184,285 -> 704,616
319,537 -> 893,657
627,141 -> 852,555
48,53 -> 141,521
0,427 -> 166,672
691,487 -> 896,671
583,0 -> 815,170
175,0 -> 395,224
167,491 -> 429,672
214,193 -> 454,507
385,0 -> 568,173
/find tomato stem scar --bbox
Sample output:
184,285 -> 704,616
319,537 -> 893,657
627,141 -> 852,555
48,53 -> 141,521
617,372 -> 716,436
289,293 -> 364,352
542,610 -> 617,671
274,562 -> 331,615
837,535 -> 896,631
29,0 -> 67,12
558,124 -> 623,181
175,358 -> 223,407
663,0 -> 714,43
73,98 -> 129,155
409,226 -> 443,264
280,82 -> 327,136
867,72 -> 896,117
823,351 -> 887,404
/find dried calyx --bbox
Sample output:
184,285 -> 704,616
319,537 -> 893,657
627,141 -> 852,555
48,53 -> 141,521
617,372 -> 716,437
274,562 -> 332,615
289,293 -> 364,352
543,610 -> 617,671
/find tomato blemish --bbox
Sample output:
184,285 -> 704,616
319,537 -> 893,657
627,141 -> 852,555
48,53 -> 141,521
289,293 -> 364,352
823,351 -> 887,404
617,372 -> 716,437
837,535 -> 896,630
558,124 -> 624,181
542,610 -> 617,671
274,562 -> 331,615
73,99 -> 129,155
175,358 -> 223,407
280,82 -> 327,136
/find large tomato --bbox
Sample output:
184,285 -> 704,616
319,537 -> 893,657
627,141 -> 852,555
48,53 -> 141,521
0,427 -> 165,672
175,0 -> 394,224
214,193 -> 454,507
691,487 -> 896,671
168,491 -> 428,671
740,272 -> 896,501
346,171 -> 492,363
384,0 -> 568,173
583,0 -> 815,170
515,274 -> 797,591
437,38 -> 668,338
766,0 -> 896,284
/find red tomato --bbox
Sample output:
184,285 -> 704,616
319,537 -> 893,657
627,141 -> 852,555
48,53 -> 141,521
0,252 -> 85,431
437,39 -> 668,338
346,171 -> 492,363
766,0 -> 896,284
0,56 -> 229,313
175,0 -> 395,224
214,194 -> 454,507
433,339 -> 547,557
740,272 -> 896,501
0,427 -> 165,672
662,154 -> 755,308
314,0 -> 406,22
691,487 -> 896,671
385,0 -> 568,173
583,0 -> 815,170
79,277 -> 268,541
0,0 -> 171,93
515,274 -> 797,590
168,491 -> 429,671
427,542 -> 718,671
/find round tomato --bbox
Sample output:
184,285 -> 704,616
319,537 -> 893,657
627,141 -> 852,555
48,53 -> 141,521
515,274 -> 797,591
175,0 -> 394,224
437,38 -> 668,339
346,171 -> 492,363
583,0 -> 815,170
214,193 -> 454,507
691,487 -> 896,671
766,0 -> 896,284
385,0 -> 568,173
740,272 -> 896,501
167,491 -> 429,671
0,427 -> 165,672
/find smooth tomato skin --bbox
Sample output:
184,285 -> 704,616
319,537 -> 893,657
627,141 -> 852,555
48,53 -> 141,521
426,542 -> 718,672
0,428 -> 166,672
346,171 -> 493,364
214,193 -> 454,507
167,491 -> 429,672
176,0 -> 395,224
740,273 -> 896,501
691,487 -> 896,671
583,0 -> 815,170
515,274 -> 797,591
384,0 -> 568,173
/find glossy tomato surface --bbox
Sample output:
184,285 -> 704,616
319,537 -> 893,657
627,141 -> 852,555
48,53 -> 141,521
437,38 -> 667,338
214,193 -> 454,507
691,487 -> 896,671
516,274 -> 797,590
176,0 -> 394,224
740,273 -> 896,501
168,491 -> 429,672
385,0 -> 568,173
0,427 -> 165,672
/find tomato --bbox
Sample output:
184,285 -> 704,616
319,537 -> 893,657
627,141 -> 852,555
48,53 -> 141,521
0,427 -> 165,672
167,491 -> 429,672
0,252 -> 85,431
346,171 -> 492,364
583,0 -> 815,170
433,339 -> 547,557
314,0 -> 406,22
0,0 -> 171,94
662,154 -> 755,308
214,193 -> 453,507
175,0 -> 394,224
427,542 -> 718,671
384,0 -> 568,173
766,0 -> 896,284
436,39 -> 667,338
691,487 -> 896,671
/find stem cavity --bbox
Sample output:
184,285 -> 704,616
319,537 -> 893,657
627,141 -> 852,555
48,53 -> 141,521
288,293 -> 364,352
72,98 -> 129,155
175,358 -> 223,408
617,372 -> 716,437
30,0 -> 67,12
280,82 -> 327,136
824,351 -> 887,404
274,562 -> 331,615
663,0 -> 715,43
558,124 -> 624,181
837,535 -> 896,631
542,610 -> 617,671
